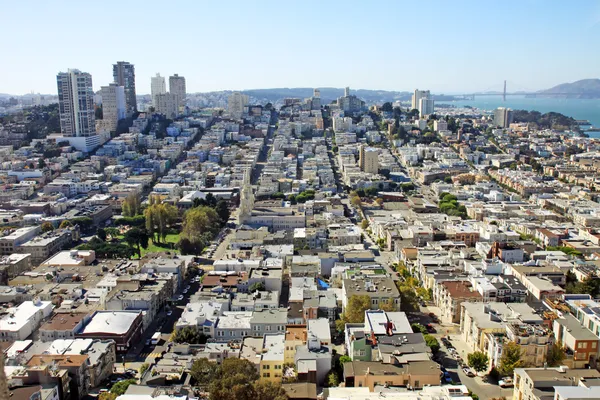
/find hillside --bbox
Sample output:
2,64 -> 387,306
537,79 -> 600,98
239,88 -> 459,104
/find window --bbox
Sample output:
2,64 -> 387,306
263,365 -> 270,369
593,342 -> 597,349
263,373 -> 270,378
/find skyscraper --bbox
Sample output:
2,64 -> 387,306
151,73 -> 166,107
112,61 -> 137,115
169,74 -> 186,107
56,69 -> 96,136
494,107 -> 514,128
98,83 -> 126,132
411,89 -> 430,111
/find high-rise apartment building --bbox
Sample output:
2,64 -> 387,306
337,87 -> 364,113
56,69 -> 96,137
228,92 -> 249,118
98,83 -> 126,132
418,97 -> 435,116
359,145 -> 379,175
169,74 -> 186,107
151,73 -> 166,107
494,107 -> 514,128
154,93 -> 179,119
112,61 -> 137,115
411,89 -> 431,111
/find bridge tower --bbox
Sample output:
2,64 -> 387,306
503,80 -> 506,102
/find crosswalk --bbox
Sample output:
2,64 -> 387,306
140,352 -> 162,359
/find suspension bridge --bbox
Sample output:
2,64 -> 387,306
449,80 -> 569,101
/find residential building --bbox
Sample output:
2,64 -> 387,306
494,107 -> 513,128
418,97 -> 434,116
259,333 -> 285,382
359,145 -> 379,174
437,281 -> 483,324
169,74 -> 186,107
151,73 -> 166,107
56,69 -> 96,136
98,83 -> 126,132
342,276 -> 401,312
0,299 -> 53,341
154,93 -> 179,119
38,312 -> 90,341
513,367 -> 600,400
76,310 -> 143,353
411,89 -> 430,111
554,314 -> 600,368
343,360 -> 441,391
112,61 -> 137,114
0,253 -> 31,285
228,92 -> 249,118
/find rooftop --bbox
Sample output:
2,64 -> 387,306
39,312 -> 88,332
80,310 -> 141,335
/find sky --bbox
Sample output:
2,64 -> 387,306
2,0 -> 600,95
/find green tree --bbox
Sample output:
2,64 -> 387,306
173,326 -> 210,344
190,358 -> 219,386
498,341 -> 524,377
546,343 -> 566,367
97,228 -> 107,241
124,227 -> 149,258
41,221 -> 54,233
360,219 -> 369,229
468,351 -> 489,373
249,282 -> 266,293
59,220 -> 73,229
215,200 -> 230,223
38,158 -> 46,169
105,227 -> 120,239
381,102 -> 393,112
181,206 -> 220,242
110,379 -> 136,395
122,192 -> 142,217
144,197 -> 179,243
253,381 -> 288,400
411,323 -> 427,334
326,370 -> 339,387
339,355 -> 352,364
342,295 -> 371,323
99,393 -> 117,400
423,334 -> 440,353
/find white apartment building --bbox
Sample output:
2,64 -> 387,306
411,89 -> 430,110
56,69 -> 96,136
0,299 -> 53,341
151,73 -> 167,107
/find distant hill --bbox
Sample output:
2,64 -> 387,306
239,88 -> 460,104
537,79 -> 600,98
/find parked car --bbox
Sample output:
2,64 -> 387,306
166,310 -> 172,316
463,367 -> 475,377
177,295 -> 184,301
499,378 -> 514,388
425,324 -> 437,333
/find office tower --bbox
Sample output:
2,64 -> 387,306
169,74 -> 186,107
411,89 -> 431,111
228,92 -> 249,118
154,93 -> 179,119
418,97 -> 435,116
112,61 -> 137,114
344,87 -> 350,97
494,107 -> 514,128
151,73 -> 166,107
56,69 -> 96,136
99,83 -> 126,132
359,145 -> 379,174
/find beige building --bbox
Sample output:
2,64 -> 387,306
285,325 -> 307,364
259,333 -> 285,383
513,367 -> 600,400
228,92 -> 249,118
98,83 -> 125,133
359,145 -> 379,174
154,92 -> 179,119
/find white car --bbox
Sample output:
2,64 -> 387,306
177,295 -> 184,301
166,310 -> 172,316
499,378 -> 514,388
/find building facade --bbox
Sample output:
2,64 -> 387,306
112,61 -> 137,114
57,69 -> 96,136
151,73 -> 167,107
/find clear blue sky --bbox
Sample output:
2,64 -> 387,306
3,0 -> 600,95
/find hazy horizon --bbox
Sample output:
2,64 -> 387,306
3,0 -> 599,96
